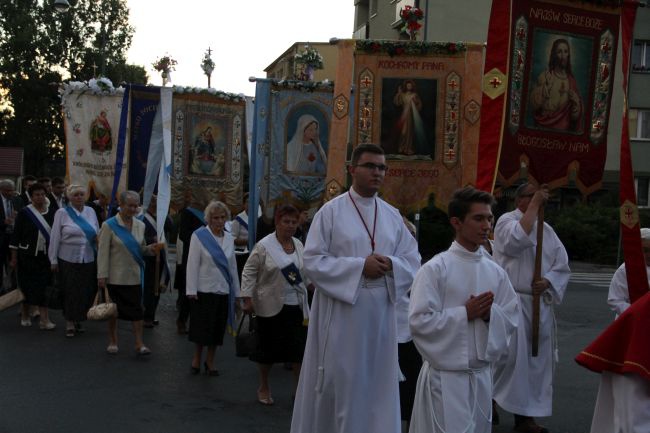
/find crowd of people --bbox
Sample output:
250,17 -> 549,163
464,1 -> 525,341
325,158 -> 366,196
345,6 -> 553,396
1,143 -> 648,433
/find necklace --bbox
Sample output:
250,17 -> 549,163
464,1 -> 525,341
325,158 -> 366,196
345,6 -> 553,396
348,191 -> 377,253
276,233 -> 295,253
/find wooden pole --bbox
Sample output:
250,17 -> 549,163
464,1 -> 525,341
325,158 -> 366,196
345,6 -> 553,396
154,249 -> 161,297
532,205 -> 544,357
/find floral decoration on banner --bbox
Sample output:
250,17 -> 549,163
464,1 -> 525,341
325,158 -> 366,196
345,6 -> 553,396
266,78 -> 335,92
201,50 -> 215,77
59,77 -> 124,98
152,55 -> 177,74
295,45 -> 324,70
172,86 -> 246,102
397,5 -> 424,40
356,40 -> 466,57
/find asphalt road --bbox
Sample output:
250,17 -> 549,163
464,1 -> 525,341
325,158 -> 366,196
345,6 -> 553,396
0,263 -> 616,433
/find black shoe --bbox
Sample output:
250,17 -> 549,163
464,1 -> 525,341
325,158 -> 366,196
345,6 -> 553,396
203,362 -> 219,376
152,320 -> 160,326
74,322 -> 85,333
191,365 -> 200,375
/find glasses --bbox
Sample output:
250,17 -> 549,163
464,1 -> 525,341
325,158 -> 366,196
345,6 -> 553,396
355,162 -> 389,172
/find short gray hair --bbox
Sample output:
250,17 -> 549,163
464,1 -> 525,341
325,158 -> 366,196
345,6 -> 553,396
65,184 -> 87,198
0,179 -> 15,190
204,200 -> 231,220
119,190 -> 140,205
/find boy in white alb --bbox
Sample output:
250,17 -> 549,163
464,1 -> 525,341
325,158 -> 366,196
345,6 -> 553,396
409,187 -> 519,433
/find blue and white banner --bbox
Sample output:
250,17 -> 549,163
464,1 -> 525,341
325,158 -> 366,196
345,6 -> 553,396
127,85 -> 160,193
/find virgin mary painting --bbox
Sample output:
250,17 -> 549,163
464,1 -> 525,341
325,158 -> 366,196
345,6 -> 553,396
286,114 -> 328,175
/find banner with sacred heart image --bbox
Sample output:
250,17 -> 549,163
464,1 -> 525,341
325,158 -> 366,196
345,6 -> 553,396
61,82 -> 128,200
252,81 -> 333,219
169,91 -> 246,212
477,0 -> 622,194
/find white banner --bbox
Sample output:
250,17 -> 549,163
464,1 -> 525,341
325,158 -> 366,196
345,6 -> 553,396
63,92 -> 128,199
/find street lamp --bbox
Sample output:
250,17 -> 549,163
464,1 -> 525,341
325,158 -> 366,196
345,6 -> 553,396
53,0 -> 70,13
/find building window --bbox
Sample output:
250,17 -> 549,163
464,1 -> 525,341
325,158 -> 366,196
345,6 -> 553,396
635,177 -> 649,207
631,110 -> 650,140
632,40 -> 650,73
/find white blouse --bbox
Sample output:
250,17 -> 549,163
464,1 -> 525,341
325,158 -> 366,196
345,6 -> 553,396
186,229 -> 240,296
48,206 -> 99,264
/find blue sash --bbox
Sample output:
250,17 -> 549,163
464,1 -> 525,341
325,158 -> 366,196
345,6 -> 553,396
187,207 -> 206,225
24,206 -> 51,244
106,217 -> 145,292
235,215 -> 248,230
194,226 -> 237,335
65,206 -> 97,253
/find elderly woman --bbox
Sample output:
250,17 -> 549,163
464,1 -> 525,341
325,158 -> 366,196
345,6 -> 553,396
49,184 -> 99,337
185,200 -> 240,375
9,183 -> 57,329
97,190 -> 161,355
241,204 -> 311,405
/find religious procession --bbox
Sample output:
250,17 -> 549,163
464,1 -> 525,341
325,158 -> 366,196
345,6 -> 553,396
1,1 -> 649,433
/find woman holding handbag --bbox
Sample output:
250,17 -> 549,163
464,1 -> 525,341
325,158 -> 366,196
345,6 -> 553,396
48,184 -> 99,337
97,190 -> 162,356
240,204 -> 311,406
9,183 -> 57,329
185,200 -> 240,376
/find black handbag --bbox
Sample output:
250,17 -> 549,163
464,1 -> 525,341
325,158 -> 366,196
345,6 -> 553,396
235,312 -> 259,358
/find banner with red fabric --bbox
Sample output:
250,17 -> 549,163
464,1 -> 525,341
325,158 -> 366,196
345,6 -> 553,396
477,0 -> 622,194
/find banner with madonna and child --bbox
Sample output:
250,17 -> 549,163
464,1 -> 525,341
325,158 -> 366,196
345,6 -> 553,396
169,90 -> 246,212
325,39 -> 484,213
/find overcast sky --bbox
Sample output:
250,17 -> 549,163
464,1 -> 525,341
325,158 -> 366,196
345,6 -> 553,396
126,0 -> 355,95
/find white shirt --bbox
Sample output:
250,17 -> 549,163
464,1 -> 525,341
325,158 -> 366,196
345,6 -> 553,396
608,263 -> 650,317
48,206 -> 99,264
185,229 -> 240,296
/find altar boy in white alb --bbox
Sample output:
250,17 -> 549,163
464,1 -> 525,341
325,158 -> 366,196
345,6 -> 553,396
290,144 -> 421,433
408,187 -> 519,433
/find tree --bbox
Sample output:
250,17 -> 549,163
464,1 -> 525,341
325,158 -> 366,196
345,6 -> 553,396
0,0 -> 147,176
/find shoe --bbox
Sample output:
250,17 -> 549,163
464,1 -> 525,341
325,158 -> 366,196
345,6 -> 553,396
74,322 -> 85,333
514,419 -> 549,433
143,321 -> 155,328
256,390 -> 274,406
191,365 -> 200,375
106,344 -> 119,354
39,321 -> 56,330
203,362 -> 219,376
153,320 -> 160,326
20,319 -> 32,327
65,328 -> 75,338
136,346 -> 151,356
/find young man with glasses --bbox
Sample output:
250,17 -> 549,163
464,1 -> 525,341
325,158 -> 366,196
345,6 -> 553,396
291,144 -> 421,433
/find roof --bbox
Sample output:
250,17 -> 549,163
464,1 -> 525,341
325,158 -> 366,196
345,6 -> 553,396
0,147 -> 24,176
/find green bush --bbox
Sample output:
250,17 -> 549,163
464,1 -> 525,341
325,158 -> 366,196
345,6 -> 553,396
546,205 -> 620,264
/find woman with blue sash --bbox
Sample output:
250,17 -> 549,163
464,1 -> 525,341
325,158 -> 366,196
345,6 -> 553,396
97,191 -> 162,356
49,184 -> 99,337
9,183 -> 57,329
241,205 -> 311,405
186,200 -> 240,376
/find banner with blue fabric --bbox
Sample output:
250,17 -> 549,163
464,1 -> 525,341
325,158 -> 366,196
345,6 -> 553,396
127,85 -> 160,193
253,80 -> 333,221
